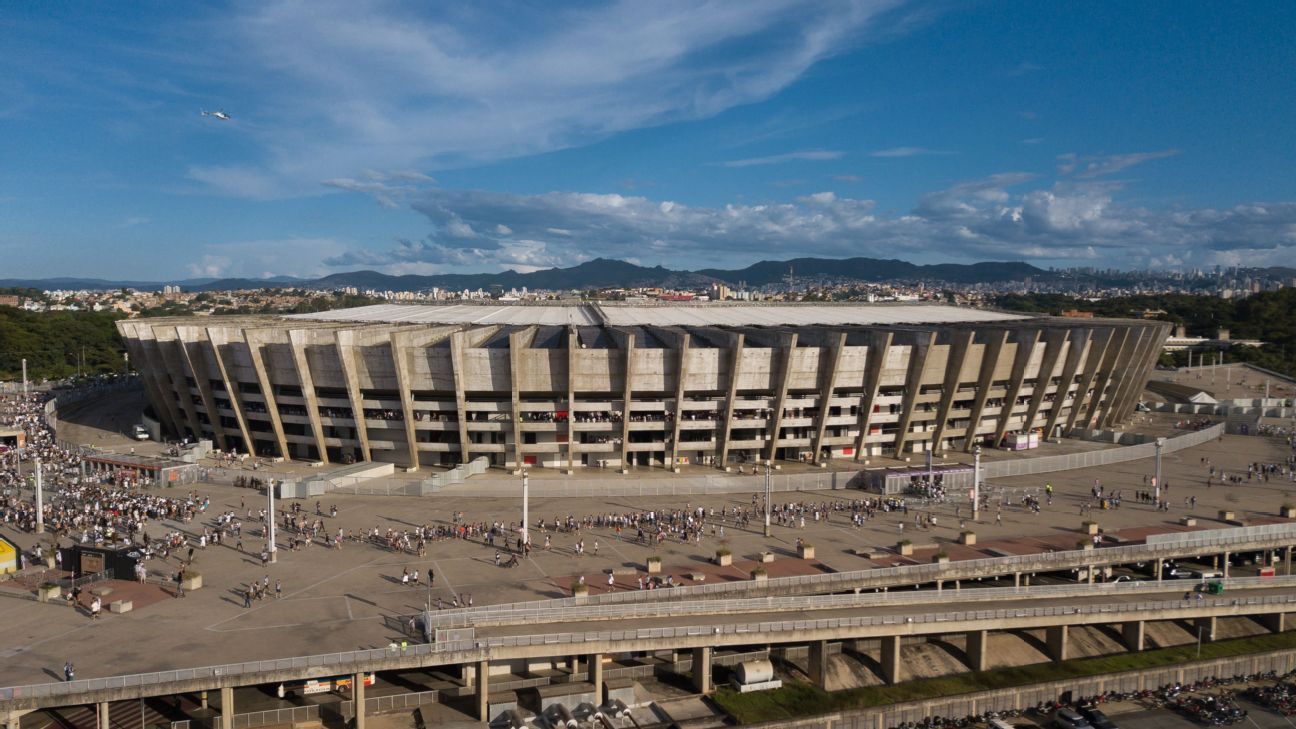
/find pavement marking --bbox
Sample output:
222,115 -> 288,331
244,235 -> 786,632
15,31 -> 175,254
204,552 -> 389,631
345,595 -> 354,620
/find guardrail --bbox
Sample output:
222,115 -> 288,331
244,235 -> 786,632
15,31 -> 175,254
419,575 -> 1296,629
6,587 -> 1295,706
980,423 -> 1224,480
423,521 -> 1296,614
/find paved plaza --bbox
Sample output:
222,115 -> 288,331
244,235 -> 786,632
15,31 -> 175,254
2,405 -> 1293,690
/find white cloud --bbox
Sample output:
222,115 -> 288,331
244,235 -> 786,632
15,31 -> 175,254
721,149 -> 844,167
1057,149 -> 1180,178
186,238 -> 350,279
187,0 -> 906,197
868,146 -> 952,158
324,176 -> 1296,273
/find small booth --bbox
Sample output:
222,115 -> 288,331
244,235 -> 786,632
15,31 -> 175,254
0,536 -> 17,574
0,429 -> 25,453
57,544 -> 140,581
865,463 -> 975,495
82,453 -> 200,487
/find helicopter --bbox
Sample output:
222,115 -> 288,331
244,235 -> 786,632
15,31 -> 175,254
201,110 -> 231,121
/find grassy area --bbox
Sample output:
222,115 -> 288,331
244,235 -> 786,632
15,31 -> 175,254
713,630 -> 1296,724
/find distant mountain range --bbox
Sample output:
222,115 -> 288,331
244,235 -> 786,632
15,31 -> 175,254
0,256 -> 1059,292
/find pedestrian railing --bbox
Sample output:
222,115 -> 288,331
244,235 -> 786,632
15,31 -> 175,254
7,584 -> 1296,705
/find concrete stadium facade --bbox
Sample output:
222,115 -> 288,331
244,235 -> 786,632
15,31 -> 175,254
115,303 -> 1169,470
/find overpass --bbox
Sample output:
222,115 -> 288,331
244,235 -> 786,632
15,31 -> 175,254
5,576 -> 1296,726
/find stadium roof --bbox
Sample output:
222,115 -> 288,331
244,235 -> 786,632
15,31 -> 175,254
285,303 -> 1031,327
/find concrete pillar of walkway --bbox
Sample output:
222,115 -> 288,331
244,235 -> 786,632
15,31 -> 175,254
353,673 -> 366,729
97,703 -> 109,729
475,660 -> 491,722
936,580 -> 943,591
1013,572 -> 1020,587
220,687 -> 234,729
200,692 -> 209,710
589,653 -> 604,702
1086,567 -> 1094,585
1260,612 -> 1286,633
965,630 -> 988,672
1195,616 -> 1217,643
808,640 -> 829,688
1046,625 -> 1069,662
880,635 -> 902,684
2,710 -> 32,729
691,647 -> 713,694
1286,546 -> 1293,576
1122,621 -> 1145,652
1222,551 -> 1230,578
1155,560 -> 1163,580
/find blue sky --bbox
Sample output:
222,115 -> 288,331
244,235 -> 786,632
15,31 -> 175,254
2,1 -> 1294,280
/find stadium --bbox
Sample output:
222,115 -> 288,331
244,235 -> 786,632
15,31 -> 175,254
115,303 -> 1169,471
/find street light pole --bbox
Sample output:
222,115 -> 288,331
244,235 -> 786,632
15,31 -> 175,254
763,460 -> 772,537
34,457 -> 44,534
267,480 -> 277,563
1154,437 -> 1165,502
521,470 -> 530,548
972,445 -> 981,521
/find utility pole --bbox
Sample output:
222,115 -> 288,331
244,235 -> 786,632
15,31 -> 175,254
763,460 -> 772,537
267,480 -> 277,563
521,470 -> 530,548
21,358 -> 27,396
34,458 -> 44,534
1154,437 -> 1165,502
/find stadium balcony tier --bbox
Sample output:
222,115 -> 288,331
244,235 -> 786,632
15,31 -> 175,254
116,302 -> 1169,470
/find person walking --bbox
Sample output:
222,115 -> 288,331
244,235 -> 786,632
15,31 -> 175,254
64,662 -> 75,682
275,578 -> 282,599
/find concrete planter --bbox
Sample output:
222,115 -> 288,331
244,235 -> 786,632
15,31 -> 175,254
1077,541 -> 1094,551
572,585 -> 589,598
180,573 -> 203,591
760,551 -> 776,564
1180,517 -> 1198,527
645,558 -> 662,574
959,531 -> 977,545
1082,522 -> 1099,536
932,554 -> 950,564
1281,506 -> 1296,519
37,584 -> 61,603
715,551 -> 733,567
751,570 -> 768,582
43,555 -> 56,569
1219,510 -> 1235,521
797,544 -> 815,560
896,541 -> 914,556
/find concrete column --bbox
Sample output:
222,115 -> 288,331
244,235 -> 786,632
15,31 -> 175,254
3,711 -> 29,729
476,660 -> 490,722
1087,567 -> 1094,585
691,646 -> 712,694
1013,572 -> 1020,587
808,640 -> 829,688
1286,546 -> 1293,576
880,635 -> 902,684
589,653 -> 604,702
97,702 -> 109,729
1046,625 -> 1069,662
1260,613 -> 1286,633
1155,560 -> 1163,581
891,332 -> 935,457
1195,616 -> 1217,643
1222,551 -> 1230,578
764,332 -> 800,462
220,686 -> 234,729
965,630 -> 988,672
853,331 -> 893,460
353,673 -> 365,729
963,331 -> 1008,452
1122,621 -> 1145,652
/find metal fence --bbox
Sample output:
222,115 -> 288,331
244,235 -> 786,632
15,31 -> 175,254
980,423 -> 1224,480
438,519 -> 1296,612
6,585 -> 1296,705
420,575 -> 1296,629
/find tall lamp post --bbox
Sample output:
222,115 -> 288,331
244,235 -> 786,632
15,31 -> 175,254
267,480 -> 277,564
521,469 -> 530,548
971,445 -> 981,521
34,457 -> 44,534
763,459 -> 772,537
1154,437 -> 1165,502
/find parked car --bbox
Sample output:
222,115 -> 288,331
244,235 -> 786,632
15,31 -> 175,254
1078,706 -> 1118,729
1053,708 -> 1093,729
1190,569 -> 1224,580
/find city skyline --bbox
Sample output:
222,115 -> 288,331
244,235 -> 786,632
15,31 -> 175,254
2,1 -> 1294,280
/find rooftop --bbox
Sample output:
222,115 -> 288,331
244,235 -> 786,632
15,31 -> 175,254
285,302 -> 1031,328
